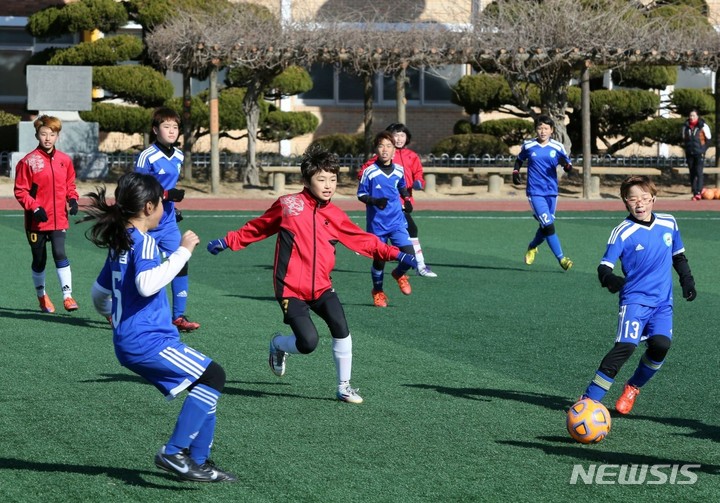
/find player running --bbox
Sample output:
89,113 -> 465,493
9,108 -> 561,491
580,175 -> 696,414
86,173 -> 236,482
206,144 -> 417,404
512,115 -> 574,270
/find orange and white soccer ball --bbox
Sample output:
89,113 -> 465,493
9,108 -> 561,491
567,398 -> 611,444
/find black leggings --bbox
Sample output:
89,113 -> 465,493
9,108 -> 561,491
26,230 -> 68,272
280,290 -> 349,354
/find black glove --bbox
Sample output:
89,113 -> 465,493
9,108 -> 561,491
68,199 -> 79,216
603,274 -> 625,294
681,277 -> 697,302
403,198 -> 413,214
175,209 -> 183,222
164,188 -> 185,202
33,207 -> 48,223
564,163 -> 573,174
368,197 -> 388,210
512,170 -> 521,185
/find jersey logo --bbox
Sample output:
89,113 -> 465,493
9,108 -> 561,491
663,232 -> 672,247
550,150 -> 556,158
635,244 -> 644,251
375,183 -> 382,189
280,194 -> 304,217
158,168 -> 166,175
28,153 -> 45,173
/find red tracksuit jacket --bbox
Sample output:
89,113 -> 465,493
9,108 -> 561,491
14,147 -> 78,232
223,188 -> 401,301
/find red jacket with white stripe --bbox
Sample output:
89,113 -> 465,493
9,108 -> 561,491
223,188 -> 402,301
14,147 -> 78,232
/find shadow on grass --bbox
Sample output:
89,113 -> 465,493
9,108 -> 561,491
497,438 -> 720,476
223,380 -> 336,402
405,384 -> 575,409
622,414 -> 720,443
0,307 -> 110,329
80,373 -> 151,386
0,457 -> 201,489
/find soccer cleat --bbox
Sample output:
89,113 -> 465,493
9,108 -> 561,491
391,269 -> 412,295
615,383 -> 640,415
372,289 -> 388,308
268,334 -> 287,377
63,297 -> 79,312
198,459 -> 238,482
417,266 -> 438,278
172,315 -> 200,332
524,247 -> 538,265
38,294 -> 55,313
337,383 -> 363,404
692,194 -> 702,201
155,447 -> 227,483
560,257 -> 573,271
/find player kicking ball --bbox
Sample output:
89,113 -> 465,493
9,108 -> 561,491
579,176 -> 696,414
207,145 -> 417,404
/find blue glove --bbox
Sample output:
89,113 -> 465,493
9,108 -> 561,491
207,238 -> 228,255
412,180 -> 423,190
397,252 -> 417,269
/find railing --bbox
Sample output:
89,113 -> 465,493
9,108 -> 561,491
2,151 -> 713,179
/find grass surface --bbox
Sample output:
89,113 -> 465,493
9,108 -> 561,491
0,209 -> 718,502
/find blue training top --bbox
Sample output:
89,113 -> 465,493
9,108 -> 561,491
600,213 -> 685,308
517,138 -> 571,197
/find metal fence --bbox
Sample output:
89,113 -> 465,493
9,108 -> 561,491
1,151 -> 711,179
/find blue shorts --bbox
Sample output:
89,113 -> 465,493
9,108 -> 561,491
614,304 -> 673,345
376,228 -> 412,248
528,195 -> 557,227
125,342 -> 212,400
149,221 -> 181,256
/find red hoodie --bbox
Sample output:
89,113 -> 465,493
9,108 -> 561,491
14,147 -> 78,232
224,188 -> 401,301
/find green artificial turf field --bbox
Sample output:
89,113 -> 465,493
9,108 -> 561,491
0,209 -> 718,502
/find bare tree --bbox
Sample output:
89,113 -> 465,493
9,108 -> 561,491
314,5 -> 468,157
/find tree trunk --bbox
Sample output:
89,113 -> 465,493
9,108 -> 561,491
243,81 -> 262,187
581,63 -> 592,199
395,65 -> 406,125
182,71 -> 193,181
363,74 -> 374,160
209,66 -> 220,195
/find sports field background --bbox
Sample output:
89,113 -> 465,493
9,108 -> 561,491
0,208 -> 718,502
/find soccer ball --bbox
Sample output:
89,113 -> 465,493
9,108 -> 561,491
566,398 -> 611,444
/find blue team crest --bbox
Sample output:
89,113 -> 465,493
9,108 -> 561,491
663,232 -> 672,247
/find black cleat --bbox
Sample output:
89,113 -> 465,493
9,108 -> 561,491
155,447 -> 233,483
199,459 -> 238,482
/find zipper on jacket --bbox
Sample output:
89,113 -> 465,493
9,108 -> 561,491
311,204 -> 318,301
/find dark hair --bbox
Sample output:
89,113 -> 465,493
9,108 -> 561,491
535,115 -> 555,129
83,173 -> 164,255
620,175 -> 657,201
300,143 -> 340,182
385,123 -> 412,145
151,107 -> 181,130
373,130 -> 395,149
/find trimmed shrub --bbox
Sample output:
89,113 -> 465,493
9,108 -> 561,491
311,133 -> 365,157
431,134 -> 510,157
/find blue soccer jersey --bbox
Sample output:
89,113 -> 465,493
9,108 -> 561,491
96,228 -> 180,365
601,213 -> 685,307
357,162 -> 408,235
135,144 -> 183,226
517,138 -> 571,196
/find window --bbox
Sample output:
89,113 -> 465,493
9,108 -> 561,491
299,63 -> 466,105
